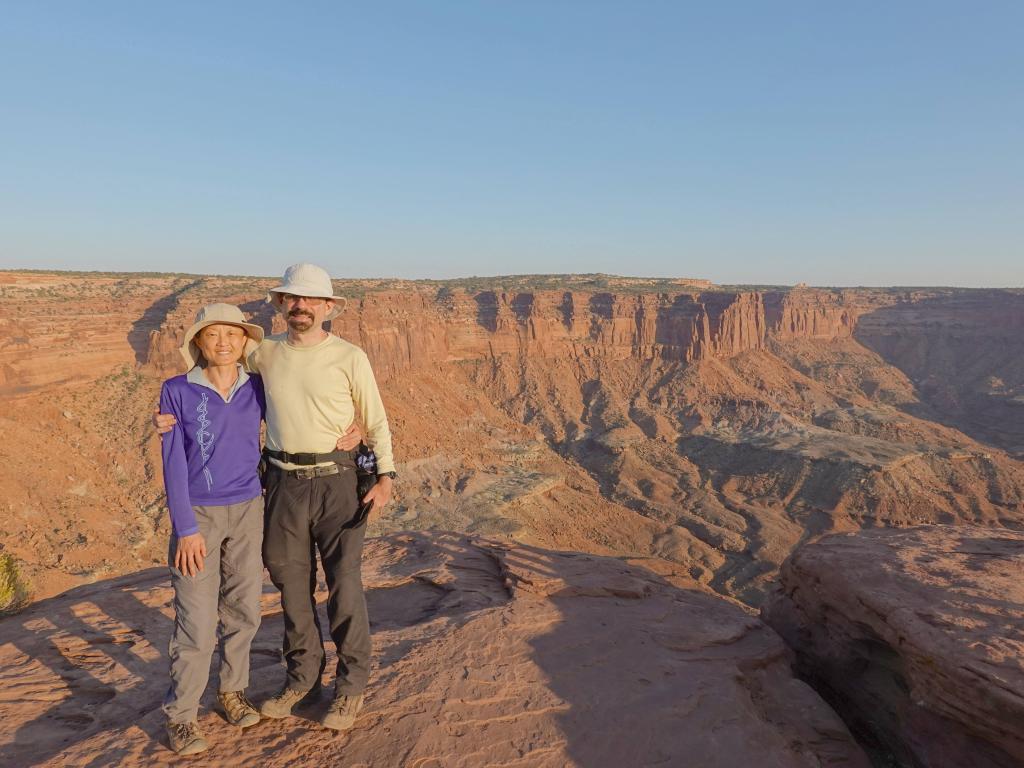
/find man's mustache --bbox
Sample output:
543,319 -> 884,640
288,309 -> 314,319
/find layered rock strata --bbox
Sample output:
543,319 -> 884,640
855,290 -> 1024,456
3,272 -> 1023,611
140,285 -> 880,381
763,525 -> 1024,768
0,273 -> 185,396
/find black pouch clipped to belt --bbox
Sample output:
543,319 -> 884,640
354,444 -> 378,525
259,452 -> 270,491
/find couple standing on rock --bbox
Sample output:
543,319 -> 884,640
152,263 -> 397,755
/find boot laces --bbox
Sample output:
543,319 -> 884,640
173,721 -> 199,741
273,687 -> 305,703
222,691 -> 255,717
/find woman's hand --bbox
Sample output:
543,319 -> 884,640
153,405 -> 176,435
336,423 -> 363,451
174,533 -> 207,577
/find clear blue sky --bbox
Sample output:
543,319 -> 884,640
1,1 -> 1021,286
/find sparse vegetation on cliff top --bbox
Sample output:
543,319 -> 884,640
0,552 -> 31,616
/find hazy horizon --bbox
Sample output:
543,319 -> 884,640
2,2 -> 1022,287
4,265 -> 1022,292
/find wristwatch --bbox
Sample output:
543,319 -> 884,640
378,471 -> 398,480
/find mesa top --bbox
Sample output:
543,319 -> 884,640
248,333 -> 395,473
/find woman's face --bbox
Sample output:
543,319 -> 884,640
195,323 -> 247,366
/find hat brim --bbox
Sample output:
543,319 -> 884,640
266,288 -> 348,320
178,320 -> 265,370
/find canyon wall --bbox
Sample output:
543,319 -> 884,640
4,272 -> 1022,603
5,274 -> 1013,405
331,288 -> 874,377
0,273 -> 186,397
140,286 -> 880,380
855,290 -> 1024,455
0,273 -> 924,392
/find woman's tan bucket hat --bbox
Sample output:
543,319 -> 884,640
266,262 -> 348,320
179,303 -> 265,370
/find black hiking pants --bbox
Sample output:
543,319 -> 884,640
262,459 -> 370,695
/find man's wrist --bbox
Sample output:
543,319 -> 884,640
377,471 -> 397,480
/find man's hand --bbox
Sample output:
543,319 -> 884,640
174,533 -> 207,577
336,423 -> 363,451
153,405 -> 177,435
362,476 -> 393,520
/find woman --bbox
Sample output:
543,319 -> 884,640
158,303 -> 268,755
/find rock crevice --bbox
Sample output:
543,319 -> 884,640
763,525 -> 1024,768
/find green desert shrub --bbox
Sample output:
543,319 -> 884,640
0,553 -> 31,616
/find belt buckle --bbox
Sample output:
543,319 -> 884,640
294,467 -> 316,480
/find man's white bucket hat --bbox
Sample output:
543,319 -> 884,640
179,303 -> 265,370
267,262 -> 348,320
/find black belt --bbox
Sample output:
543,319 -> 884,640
263,448 -> 355,466
270,463 -> 345,480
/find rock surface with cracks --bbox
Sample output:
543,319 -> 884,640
0,532 -> 869,767
763,525 -> 1024,768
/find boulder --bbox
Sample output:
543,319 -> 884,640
763,525 -> 1024,768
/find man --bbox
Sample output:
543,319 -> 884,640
156,263 -> 396,732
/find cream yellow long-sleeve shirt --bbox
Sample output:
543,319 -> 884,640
248,333 -> 395,473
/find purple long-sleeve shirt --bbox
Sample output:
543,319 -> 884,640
159,367 -> 266,536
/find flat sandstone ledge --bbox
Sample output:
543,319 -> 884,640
0,532 -> 869,767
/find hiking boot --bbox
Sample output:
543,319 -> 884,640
260,684 -> 319,719
166,720 -> 208,755
321,691 -> 364,731
218,690 -> 260,728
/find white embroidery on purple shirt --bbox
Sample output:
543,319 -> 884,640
196,392 -> 215,491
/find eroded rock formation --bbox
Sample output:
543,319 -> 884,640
3,271 -> 1024,764
855,290 -> 1024,456
763,525 -> 1024,768
142,286 -> 881,381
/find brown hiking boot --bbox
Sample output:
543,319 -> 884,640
321,691 -> 364,731
166,720 -> 208,755
218,690 -> 260,728
260,684 -> 318,719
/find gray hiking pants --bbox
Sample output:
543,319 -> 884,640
163,497 -> 264,724
262,460 -> 370,695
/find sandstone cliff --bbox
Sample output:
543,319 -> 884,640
855,290 -> 1024,456
142,286 -> 878,380
2,272 -> 1022,608
763,525 -> 1024,768
3,271 -> 1024,765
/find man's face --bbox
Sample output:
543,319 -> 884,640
195,323 -> 247,366
277,293 -> 335,332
